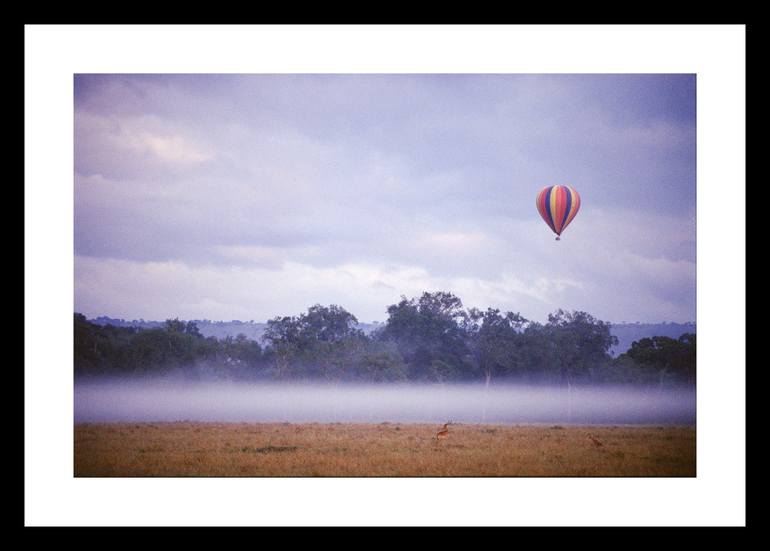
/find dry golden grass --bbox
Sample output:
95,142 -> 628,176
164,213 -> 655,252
74,422 -> 695,477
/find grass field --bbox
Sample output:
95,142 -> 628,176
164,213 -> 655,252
74,422 -> 695,477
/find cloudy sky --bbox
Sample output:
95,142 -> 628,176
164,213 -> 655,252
74,74 -> 696,324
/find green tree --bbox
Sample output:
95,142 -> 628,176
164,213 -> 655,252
545,309 -> 618,385
354,341 -> 408,382
465,308 -> 528,387
263,304 -> 364,380
619,333 -> 696,384
379,292 -> 472,381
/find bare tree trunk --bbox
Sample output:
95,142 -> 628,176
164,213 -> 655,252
482,370 -> 491,422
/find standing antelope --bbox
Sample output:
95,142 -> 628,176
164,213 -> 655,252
435,422 -> 451,441
587,434 -> 604,448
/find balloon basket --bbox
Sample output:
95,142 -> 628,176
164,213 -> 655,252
555,236 -> 560,241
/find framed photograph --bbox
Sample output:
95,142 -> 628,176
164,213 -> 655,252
25,24 -> 745,527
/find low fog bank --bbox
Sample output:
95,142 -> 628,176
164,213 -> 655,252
74,380 -> 695,425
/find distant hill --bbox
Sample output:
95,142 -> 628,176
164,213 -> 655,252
88,316 -> 383,344
87,316 -> 693,355
89,316 -> 267,341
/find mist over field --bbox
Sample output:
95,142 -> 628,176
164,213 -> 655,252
74,379 -> 695,425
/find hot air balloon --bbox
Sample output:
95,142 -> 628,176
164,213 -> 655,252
536,185 -> 581,241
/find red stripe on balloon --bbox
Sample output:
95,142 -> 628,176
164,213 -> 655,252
536,187 -> 551,232
555,186 -> 568,234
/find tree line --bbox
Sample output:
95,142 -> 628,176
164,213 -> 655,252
74,291 -> 695,385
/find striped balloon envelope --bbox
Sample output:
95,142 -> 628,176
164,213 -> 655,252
536,185 -> 581,241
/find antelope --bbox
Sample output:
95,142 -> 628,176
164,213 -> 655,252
435,422 -> 451,441
587,434 -> 604,448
